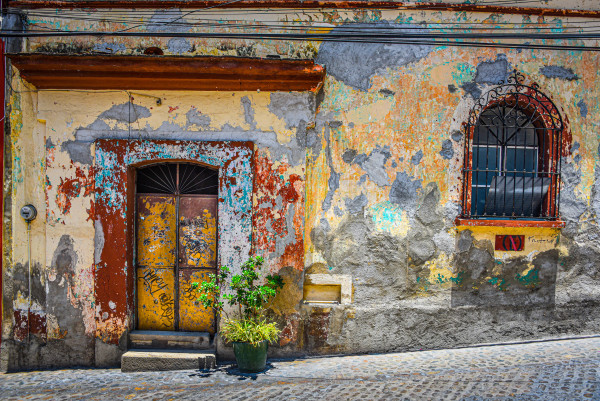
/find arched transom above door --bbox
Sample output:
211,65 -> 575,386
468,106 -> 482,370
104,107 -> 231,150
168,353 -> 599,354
136,163 -> 218,195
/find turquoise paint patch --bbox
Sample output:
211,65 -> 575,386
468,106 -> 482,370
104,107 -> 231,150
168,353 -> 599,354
95,148 -> 125,211
516,269 -> 540,288
12,155 -> 23,185
370,201 -> 403,232
488,276 -> 509,291
449,272 -> 464,285
417,272 -> 464,291
452,63 -> 476,86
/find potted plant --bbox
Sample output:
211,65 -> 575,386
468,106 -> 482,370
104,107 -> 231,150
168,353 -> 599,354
193,255 -> 284,373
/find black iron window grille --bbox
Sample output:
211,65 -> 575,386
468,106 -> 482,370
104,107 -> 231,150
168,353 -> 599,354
461,70 -> 564,220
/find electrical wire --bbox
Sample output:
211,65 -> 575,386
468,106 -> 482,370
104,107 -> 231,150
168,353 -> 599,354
476,0 -> 585,5
4,4 -> 600,52
10,11 -> 600,37
18,16 -> 600,32
115,0 -> 246,33
5,28 -> 600,40
13,14 -> 600,25
475,0 -> 557,3
5,0 -> 594,9
8,6 -> 600,20
2,29 -> 599,52
8,7 -> 598,20
11,10 -> 600,35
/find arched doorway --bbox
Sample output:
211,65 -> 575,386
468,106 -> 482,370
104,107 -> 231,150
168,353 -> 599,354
135,162 -> 218,333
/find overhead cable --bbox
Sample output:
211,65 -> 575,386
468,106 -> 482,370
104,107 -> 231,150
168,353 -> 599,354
4,29 -> 600,40
1,30 -> 599,51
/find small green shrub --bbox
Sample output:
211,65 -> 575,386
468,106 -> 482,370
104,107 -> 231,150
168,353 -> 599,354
193,255 -> 285,344
220,318 -> 281,345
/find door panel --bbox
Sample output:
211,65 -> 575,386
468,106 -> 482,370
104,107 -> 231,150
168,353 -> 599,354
136,195 -> 176,331
178,195 -> 218,332
178,269 -> 215,333
178,196 -> 218,269
136,267 -> 176,330
137,196 -> 176,267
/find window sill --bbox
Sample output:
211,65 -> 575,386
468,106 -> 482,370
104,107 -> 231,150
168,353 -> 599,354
455,218 -> 565,228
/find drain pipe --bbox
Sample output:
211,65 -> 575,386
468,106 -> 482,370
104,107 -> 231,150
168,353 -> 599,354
20,204 -> 36,340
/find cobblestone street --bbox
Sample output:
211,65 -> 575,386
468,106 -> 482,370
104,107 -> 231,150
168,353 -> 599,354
1,337 -> 599,400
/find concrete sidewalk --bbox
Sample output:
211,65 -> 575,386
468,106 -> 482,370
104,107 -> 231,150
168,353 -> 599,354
1,336 -> 599,400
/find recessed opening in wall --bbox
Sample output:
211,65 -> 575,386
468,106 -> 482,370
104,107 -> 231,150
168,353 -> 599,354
302,274 -> 352,305
134,162 -> 219,333
136,162 -> 218,195
303,284 -> 342,304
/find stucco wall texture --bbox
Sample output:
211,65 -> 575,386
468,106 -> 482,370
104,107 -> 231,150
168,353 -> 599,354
2,8 -> 600,370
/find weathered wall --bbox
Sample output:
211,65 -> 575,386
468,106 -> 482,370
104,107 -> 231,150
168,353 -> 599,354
301,40 -> 600,354
1,85 -> 312,369
3,7 -> 600,369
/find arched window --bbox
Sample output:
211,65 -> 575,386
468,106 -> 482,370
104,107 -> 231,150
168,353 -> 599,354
461,71 -> 564,220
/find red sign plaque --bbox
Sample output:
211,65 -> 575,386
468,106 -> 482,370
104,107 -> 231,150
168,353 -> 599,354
495,235 -> 525,251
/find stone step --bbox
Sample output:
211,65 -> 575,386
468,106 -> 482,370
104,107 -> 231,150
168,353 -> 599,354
121,349 -> 216,372
129,330 -> 211,350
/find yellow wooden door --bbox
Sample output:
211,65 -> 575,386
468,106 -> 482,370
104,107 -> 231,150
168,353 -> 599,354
136,192 -> 217,332
178,196 -> 218,333
136,195 -> 177,331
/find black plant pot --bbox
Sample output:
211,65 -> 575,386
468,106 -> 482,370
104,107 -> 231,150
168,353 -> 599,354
233,340 -> 268,373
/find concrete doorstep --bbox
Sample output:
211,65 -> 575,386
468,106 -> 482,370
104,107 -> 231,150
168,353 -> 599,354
121,349 -> 216,372
129,330 -> 211,350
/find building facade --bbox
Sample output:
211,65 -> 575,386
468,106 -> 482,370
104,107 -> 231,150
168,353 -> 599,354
1,0 -> 600,371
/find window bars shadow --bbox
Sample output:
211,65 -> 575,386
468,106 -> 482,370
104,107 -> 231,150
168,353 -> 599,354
461,70 -> 564,220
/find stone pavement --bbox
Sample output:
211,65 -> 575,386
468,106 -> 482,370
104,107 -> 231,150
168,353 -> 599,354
1,336 -> 599,400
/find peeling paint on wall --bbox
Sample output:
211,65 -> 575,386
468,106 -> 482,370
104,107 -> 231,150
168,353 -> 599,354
316,22 -> 433,91
540,65 -> 579,81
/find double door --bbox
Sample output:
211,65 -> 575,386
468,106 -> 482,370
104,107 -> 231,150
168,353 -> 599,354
136,194 -> 217,332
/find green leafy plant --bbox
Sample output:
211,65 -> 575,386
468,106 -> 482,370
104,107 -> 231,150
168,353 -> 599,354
220,318 -> 281,345
193,255 -> 285,344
